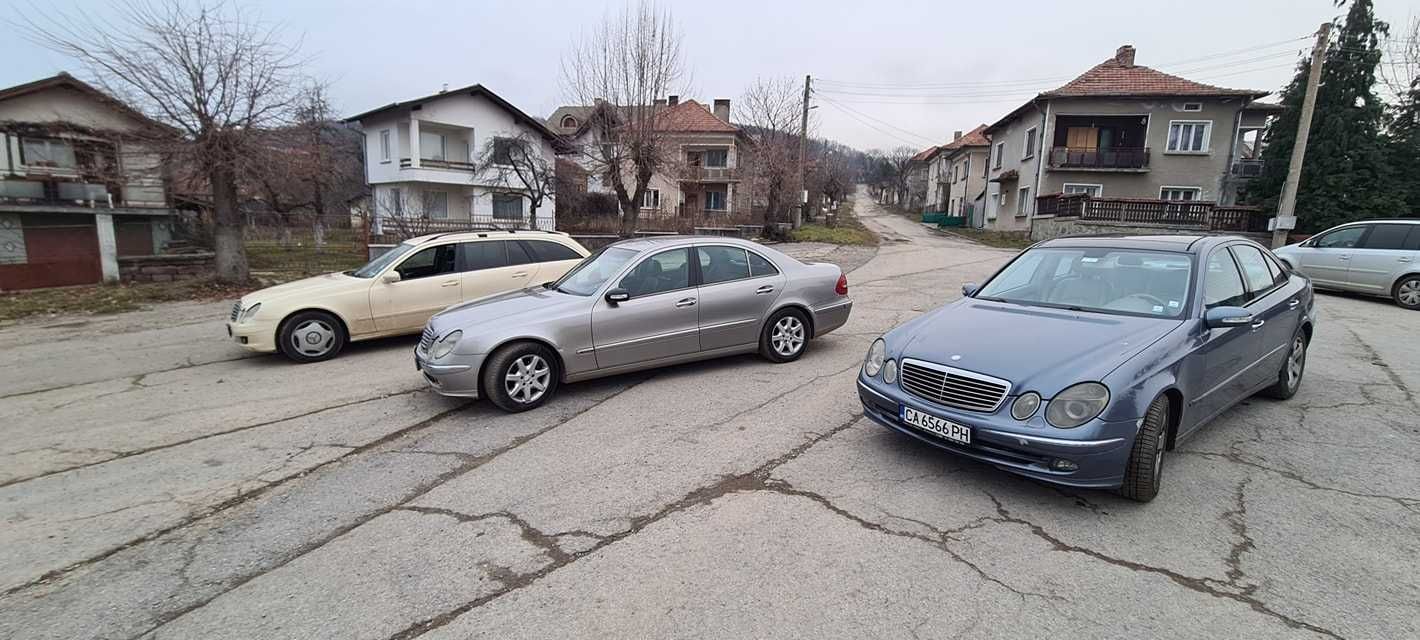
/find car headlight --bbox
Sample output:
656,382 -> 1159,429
1011,392 -> 1041,420
883,359 -> 897,384
238,303 -> 261,323
431,330 -> 462,360
864,338 -> 886,377
1045,382 -> 1110,429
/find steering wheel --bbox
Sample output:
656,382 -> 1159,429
1116,293 -> 1168,308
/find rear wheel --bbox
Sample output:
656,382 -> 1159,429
1262,327 -> 1307,400
277,311 -> 346,363
482,342 -> 559,413
1394,275 -> 1420,310
759,308 -> 809,363
1119,395 -> 1169,502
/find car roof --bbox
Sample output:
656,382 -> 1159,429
607,234 -> 765,252
1034,234 -> 1223,253
406,229 -> 573,244
1330,218 -> 1420,226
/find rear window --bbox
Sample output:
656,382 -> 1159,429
524,240 -> 583,262
1361,224 -> 1411,250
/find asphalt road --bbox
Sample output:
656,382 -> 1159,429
1,191 -> 1417,639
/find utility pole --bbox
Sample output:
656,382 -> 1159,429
1272,22 -> 1331,248
795,74 -> 811,230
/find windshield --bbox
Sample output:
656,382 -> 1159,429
552,246 -> 638,296
976,247 -> 1193,318
350,242 -> 416,278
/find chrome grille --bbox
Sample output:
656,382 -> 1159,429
229,302 -> 241,321
899,359 -> 1011,413
418,325 -> 436,354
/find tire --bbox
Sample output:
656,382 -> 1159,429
1118,395 -> 1169,502
1262,326 -> 1308,400
277,311 -> 346,363
759,308 -> 810,363
481,342 -> 559,413
1393,275 -> 1420,310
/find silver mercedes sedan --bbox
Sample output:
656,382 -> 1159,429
414,236 -> 853,412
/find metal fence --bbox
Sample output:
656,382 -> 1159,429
1036,193 -> 1270,233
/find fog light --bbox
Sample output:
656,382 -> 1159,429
1051,459 -> 1079,472
883,359 -> 898,385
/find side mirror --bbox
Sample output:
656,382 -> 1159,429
382,271 -> 402,284
961,282 -> 979,297
1204,306 -> 1253,329
605,288 -> 630,304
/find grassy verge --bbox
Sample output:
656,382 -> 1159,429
0,279 -> 253,323
790,200 -> 880,246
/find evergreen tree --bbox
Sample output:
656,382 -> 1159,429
1387,85 -> 1420,212
1246,0 -> 1404,232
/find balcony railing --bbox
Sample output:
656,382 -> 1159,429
398,158 -> 476,171
680,166 -> 739,182
0,177 -> 119,208
1036,193 -> 1270,232
1047,147 -> 1150,171
1231,159 -> 1265,178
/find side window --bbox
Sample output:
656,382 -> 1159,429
395,245 -> 457,280
459,241 -> 506,272
1406,227 -> 1420,251
505,240 -> 534,266
1262,249 -> 1283,284
524,240 -> 582,262
1359,224 -> 1410,250
620,248 -> 691,298
747,251 -> 780,277
698,245 -> 751,285
1230,245 -> 1277,300
1203,250 -> 1247,309
1314,226 -> 1366,249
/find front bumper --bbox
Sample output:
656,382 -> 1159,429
857,375 -> 1135,489
414,348 -> 485,398
226,320 -> 277,353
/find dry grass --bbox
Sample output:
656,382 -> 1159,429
0,279 -> 253,322
790,200 -> 879,246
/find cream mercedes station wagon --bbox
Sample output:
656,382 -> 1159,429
226,231 -> 589,362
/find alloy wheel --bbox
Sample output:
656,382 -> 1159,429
290,319 -> 336,357
771,316 -> 805,357
504,354 -> 551,404
1286,336 -> 1306,391
1398,280 -> 1420,307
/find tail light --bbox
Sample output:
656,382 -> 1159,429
835,273 -> 848,296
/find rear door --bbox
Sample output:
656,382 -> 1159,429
370,243 -> 460,332
694,245 -> 786,351
1188,248 -> 1263,433
1296,225 -> 1368,289
520,239 -> 587,283
456,240 -> 515,302
591,247 -> 700,368
1344,223 -> 1412,293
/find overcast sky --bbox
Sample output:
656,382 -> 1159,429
3,0 -> 1416,151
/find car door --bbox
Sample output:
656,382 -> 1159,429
590,247 -> 700,369
1231,244 -> 1298,390
693,245 -> 786,351
1187,248 -> 1263,434
369,243 -> 460,332
521,239 -> 588,284
1295,225 -> 1368,289
455,240 -> 519,302
1343,223 -> 1413,293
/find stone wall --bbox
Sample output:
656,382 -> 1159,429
1029,217 -> 1271,243
119,253 -> 215,283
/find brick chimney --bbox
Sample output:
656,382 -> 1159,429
713,98 -> 730,123
953,130 -> 962,141
667,95 -> 679,106
1115,45 -> 1136,66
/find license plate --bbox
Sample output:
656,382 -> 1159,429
901,406 -> 971,445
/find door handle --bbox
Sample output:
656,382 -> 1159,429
1287,299 -> 1300,309
675,297 -> 697,308
1338,255 -> 1350,261
755,285 -> 775,294
1251,319 -> 1266,329
512,271 -> 529,278
440,280 -> 459,287
1400,257 -> 1413,263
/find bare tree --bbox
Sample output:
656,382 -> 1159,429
19,0 -> 307,282
884,146 -> 918,207
473,133 -> 557,231
1380,15 -> 1420,104
561,0 -> 687,235
738,77 -> 804,232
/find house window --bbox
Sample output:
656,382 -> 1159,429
20,138 -> 78,168
1160,187 -> 1202,201
703,149 -> 728,167
388,187 -> 404,217
561,115 -> 578,129
1166,121 -> 1211,153
1182,102 -> 1203,112
420,131 -> 446,161
641,189 -> 660,209
491,137 -> 517,165
993,142 -> 1004,169
1023,127 -> 1037,160
1063,183 -> 1101,197
492,194 -> 523,220
705,190 -> 726,211
379,130 -> 391,162
423,191 -> 448,219
1017,186 -> 1031,216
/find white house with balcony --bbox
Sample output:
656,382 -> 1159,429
345,84 -> 561,231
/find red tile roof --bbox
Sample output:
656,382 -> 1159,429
911,146 -> 938,163
1042,50 -> 1263,99
939,124 -> 990,152
654,100 -> 738,133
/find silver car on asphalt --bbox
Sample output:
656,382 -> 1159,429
1272,218 -> 1420,309
414,236 -> 854,411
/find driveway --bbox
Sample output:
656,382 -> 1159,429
1,191 -> 1416,640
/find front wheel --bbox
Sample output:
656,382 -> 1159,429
1262,327 -> 1307,400
481,342 -> 559,413
759,308 -> 809,363
1393,275 -> 1420,310
277,311 -> 346,363
1118,395 -> 1169,502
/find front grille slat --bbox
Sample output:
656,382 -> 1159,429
418,326 -> 436,354
899,360 -> 1011,413
229,302 -> 241,321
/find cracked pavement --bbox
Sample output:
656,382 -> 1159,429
2,189 -> 1417,639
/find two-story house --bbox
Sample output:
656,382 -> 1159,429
554,96 -> 751,218
982,45 -> 1273,231
345,84 -> 562,231
0,73 -> 175,290
938,125 -> 990,222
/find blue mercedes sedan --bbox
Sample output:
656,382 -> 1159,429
858,235 -> 1316,501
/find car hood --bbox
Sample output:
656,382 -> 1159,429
243,272 -> 366,305
893,299 -> 1184,397
429,286 -> 588,334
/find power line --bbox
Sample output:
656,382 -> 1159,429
817,98 -> 937,148
817,96 -> 941,144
